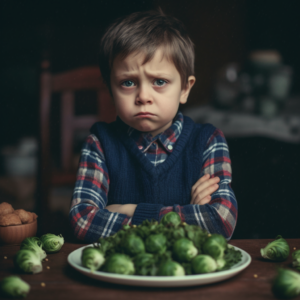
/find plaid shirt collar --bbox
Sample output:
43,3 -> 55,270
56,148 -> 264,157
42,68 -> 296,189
125,111 -> 184,153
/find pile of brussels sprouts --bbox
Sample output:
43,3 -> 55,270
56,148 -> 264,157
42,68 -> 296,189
260,235 -> 300,299
81,212 -> 242,276
14,234 -> 64,274
0,233 -> 64,298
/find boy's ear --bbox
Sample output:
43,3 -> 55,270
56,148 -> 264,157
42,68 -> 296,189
180,76 -> 196,104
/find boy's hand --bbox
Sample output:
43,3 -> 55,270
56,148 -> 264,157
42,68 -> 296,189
190,174 -> 220,205
105,204 -> 137,217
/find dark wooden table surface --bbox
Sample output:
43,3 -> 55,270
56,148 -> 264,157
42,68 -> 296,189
1,239 -> 300,300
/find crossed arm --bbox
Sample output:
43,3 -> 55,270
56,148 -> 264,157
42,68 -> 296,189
105,174 -> 220,217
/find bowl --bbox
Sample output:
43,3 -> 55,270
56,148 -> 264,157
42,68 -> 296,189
0,220 -> 37,245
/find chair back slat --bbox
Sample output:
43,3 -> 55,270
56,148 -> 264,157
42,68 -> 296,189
61,91 -> 75,172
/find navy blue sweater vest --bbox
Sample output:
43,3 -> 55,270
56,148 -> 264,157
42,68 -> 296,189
90,116 -> 216,207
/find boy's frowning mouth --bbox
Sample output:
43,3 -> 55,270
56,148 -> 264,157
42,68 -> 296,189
135,112 -> 155,116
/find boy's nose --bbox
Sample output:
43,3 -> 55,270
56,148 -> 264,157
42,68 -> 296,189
135,85 -> 153,105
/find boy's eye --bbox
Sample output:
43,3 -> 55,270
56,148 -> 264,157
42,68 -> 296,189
122,80 -> 135,87
154,79 -> 167,86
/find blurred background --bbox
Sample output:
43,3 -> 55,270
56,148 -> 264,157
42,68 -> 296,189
0,0 -> 299,240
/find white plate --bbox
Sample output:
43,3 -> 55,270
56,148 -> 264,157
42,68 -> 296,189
67,244 -> 251,287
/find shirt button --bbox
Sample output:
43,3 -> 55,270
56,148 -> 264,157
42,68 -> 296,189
167,145 -> 173,150
138,145 -> 143,150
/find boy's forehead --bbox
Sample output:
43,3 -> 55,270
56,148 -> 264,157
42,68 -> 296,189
112,48 -> 175,74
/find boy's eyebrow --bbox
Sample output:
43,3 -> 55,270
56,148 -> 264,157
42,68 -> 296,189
115,71 -> 172,78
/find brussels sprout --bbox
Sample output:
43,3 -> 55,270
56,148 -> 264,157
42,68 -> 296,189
102,253 -> 135,275
40,234 -> 64,253
191,254 -> 217,274
0,276 -> 30,298
292,250 -> 300,271
172,238 -> 198,262
202,234 -> 227,260
160,212 -> 182,227
14,249 -> 42,274
157,260 -> 185,276
260,235 -> 290,261
145,233 -> 167,254
123,234 -> 145,256
81,247 -> 105,271
272,268 -> 300,299
20,237 -> 46,260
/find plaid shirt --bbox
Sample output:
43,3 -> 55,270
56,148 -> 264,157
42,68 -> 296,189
69,112 -> 237,242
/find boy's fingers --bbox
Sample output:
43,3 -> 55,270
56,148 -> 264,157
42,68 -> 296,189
194,196 -> 211,205
192,175 -> 220,190
191,183 -> 219,204
191,177 -> 220,198
191,174 -> 209,194
199,196 -> 211,205
198,174 -> 210,183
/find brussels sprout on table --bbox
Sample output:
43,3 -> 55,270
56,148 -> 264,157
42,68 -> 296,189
81,247 -> 105,272
260,235 -> 290,262
272,268 -> 300,299
14,249 -> 43,274
0,276 -> 30,298
292,250 -> 300,271
20,237 -> 46,260
40,234 -> 64,253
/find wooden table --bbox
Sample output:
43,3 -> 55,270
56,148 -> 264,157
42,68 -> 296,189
1,239 -> 299,300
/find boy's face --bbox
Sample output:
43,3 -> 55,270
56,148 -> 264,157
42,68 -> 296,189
110,48 -> 195,137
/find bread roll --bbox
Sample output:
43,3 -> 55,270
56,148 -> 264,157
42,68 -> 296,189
31,212 -> 38,220
0,213 -> 22,226
0,202 -> 14,216
14,209 -> 34,224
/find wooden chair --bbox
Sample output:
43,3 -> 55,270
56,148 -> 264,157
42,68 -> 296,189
37,60 -> 116,231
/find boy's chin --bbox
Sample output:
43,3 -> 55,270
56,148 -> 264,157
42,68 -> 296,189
132,122 -> 155,133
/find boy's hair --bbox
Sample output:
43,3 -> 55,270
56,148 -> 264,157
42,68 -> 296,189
99,10 -> 195,92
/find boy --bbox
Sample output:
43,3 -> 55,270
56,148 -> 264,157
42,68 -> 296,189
69,10 -> 237,242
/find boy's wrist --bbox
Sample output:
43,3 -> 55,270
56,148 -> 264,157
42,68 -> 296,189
105,204 -> 137,217
119,204 -> 137,217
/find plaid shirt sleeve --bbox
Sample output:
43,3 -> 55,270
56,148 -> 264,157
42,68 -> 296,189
69,134 -> 131,242
159,128 -> 237,240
